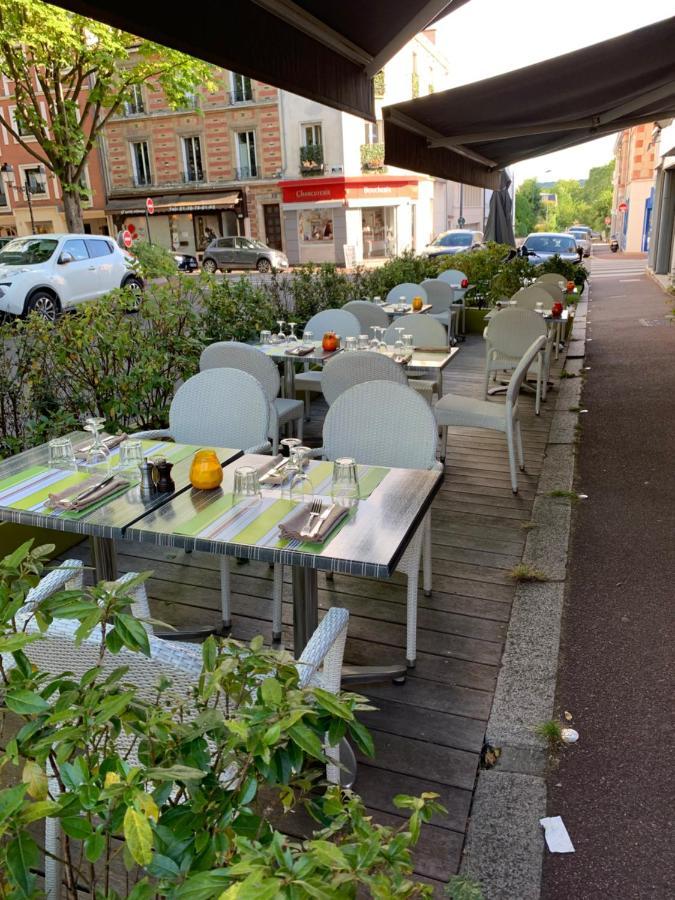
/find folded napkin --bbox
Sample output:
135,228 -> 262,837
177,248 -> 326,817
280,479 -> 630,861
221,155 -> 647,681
279,502 -> 348,543
48,475 -> 129,511
285,345 -> 314,356
74,433 -> 128,459
392,352 -> 413,364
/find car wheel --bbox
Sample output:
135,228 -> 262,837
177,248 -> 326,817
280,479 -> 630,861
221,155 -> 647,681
256,258 -> 272,273
202,258 -> 218,274
25,290 -> 60,323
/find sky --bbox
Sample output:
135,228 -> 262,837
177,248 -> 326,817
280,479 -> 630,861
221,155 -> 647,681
434,0 -> 673,185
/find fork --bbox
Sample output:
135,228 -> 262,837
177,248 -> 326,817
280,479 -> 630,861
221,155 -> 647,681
300,497 -> 323,538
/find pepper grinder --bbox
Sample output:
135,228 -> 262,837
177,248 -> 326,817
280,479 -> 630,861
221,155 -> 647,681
139,460 -> 158,497
154,458 -> 175,493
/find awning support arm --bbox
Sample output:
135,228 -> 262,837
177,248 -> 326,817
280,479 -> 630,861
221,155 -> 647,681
364,0 -> 456,77
385,108 -> 498,168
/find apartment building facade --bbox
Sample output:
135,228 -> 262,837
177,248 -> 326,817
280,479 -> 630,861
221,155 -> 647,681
101,72 -> 284,255
611,123 -> 658,253
277,30 -> 450,266
0,75 -> 108,237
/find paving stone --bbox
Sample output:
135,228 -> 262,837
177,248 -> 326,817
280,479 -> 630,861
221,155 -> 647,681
462,771 -> 546,900
496,746 -> 547,777
486,581 -> 565,750
555,378 -> 582,410
566,340 -> 586,358
536,443 -> 576,494
548,410 -> 578,444
523,496 -> 572,581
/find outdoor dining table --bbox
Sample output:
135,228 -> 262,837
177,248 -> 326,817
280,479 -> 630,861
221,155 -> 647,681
257,341 -> 341,397
380,302 -> 433,317
124,452 -> 444,678
0,433 -> 242,581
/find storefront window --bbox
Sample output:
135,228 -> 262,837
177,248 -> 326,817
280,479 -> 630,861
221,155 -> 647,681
299,210 -> 333,242
362,207 -> 395,258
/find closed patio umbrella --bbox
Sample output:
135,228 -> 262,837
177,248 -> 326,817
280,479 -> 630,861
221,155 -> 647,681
484,170 -> 515,247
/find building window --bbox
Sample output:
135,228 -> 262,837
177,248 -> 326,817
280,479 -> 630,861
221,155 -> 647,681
10,106 -> 34,140
24,166 -> 47,195
299,210 -> 333,243
236,131 -> 257,179
231,73 -> 253,103
0,176 -> 8,208
123,84 -> 145,116
182,136 -> 204,182
130,141 -> 152,186
363,121 -> 384,144
303,124 -> 322,147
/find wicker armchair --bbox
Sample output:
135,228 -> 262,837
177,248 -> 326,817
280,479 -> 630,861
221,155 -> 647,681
385,283 -> 428,305
484,307 -> 548,413
294,309 -> 361,420
320,350 -> 408,406
342,300 -> 389,331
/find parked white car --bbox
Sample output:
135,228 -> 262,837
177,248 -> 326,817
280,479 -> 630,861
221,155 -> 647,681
567,226 -> 592,258
0,234 -> 143,321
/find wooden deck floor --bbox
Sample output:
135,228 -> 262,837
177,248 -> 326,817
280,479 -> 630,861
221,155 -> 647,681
66,335 -> 558,893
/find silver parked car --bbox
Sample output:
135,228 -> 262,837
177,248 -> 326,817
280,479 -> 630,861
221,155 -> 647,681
201,237 -> 288,273
421,229 -> 484,258
520,232 -> 582,264
567,226 -> 592,257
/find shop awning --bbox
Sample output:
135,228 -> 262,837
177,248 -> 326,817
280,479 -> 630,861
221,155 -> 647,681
383,16 -> 675,187
106,193 -> 241,215
46,0 -> 469,121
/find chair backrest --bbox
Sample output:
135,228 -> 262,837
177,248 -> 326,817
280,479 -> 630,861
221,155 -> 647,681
420,279 -> 453,313
320,350 -> 408,406
511,284 -> 554,310
507,335 -> 547,407
535,281 -> 565,304
537,272 -> 567,288
342,300 -> 389,330
199,341 -> 280,402
383,314 -> 447,348
169,368 -> 269,449
485,307 -> 547,359
323,381 -> 438,469
385,283 -> 428,304
304,308 -> 361,340
437,269 -> 466,287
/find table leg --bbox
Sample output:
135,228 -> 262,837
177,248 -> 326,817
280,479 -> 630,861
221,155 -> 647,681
292,565 -> 319,656
90,536 -> 117,581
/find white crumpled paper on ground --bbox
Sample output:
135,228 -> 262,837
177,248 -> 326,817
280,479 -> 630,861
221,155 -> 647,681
540,816 -> 575,853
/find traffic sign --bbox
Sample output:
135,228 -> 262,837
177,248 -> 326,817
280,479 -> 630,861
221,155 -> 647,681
457,216 -> 466,228
618,202 -> 628,212
122,229 -> 133,248
146,197 -> 154,215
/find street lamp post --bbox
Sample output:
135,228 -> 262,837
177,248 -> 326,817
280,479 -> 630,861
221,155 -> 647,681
0,162 -> 44,233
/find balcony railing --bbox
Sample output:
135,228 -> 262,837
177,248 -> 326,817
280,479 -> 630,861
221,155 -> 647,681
182,171 -> 205,184
360,142 -> 386,173
132,174 -> 153,188
235,165 -> 259,180
300,144 -> 324,177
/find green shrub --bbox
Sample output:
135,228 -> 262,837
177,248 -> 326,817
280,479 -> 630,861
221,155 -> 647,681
355,251 -> 440,300
437,244 -> 535,307
200,274 -> 282,343
534,254 -> 588,288
129,239 -> 180,280
0,541 -> 445,898
283,264 -> 355,327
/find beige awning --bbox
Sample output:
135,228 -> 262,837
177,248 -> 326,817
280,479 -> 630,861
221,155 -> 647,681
106,193 -> 241,215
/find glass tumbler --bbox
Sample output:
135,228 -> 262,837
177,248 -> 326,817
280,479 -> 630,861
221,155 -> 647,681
233,466 -> 261,504
344,336 -> 357,352
358,334 -> 369,350
118,439 -> 144,472
331,457 -> 360,507
302,330 -> 314,348
403,333 -> 414,350
260,329 -> 272,345
48,437 -> 76,470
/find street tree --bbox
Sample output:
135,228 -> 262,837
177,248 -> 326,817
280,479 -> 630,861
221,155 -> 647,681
0,0 -> 215,232
514,177 -> 542,236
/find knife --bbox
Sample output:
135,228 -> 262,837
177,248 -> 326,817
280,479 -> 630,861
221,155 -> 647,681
70,474 -> 115,504
308,503 -> 335,539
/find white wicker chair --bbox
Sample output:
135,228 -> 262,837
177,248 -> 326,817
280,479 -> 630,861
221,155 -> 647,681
294,309 -> 361,420
199,341 -> 304,455
383,315 -> 447,401
270,381 -> 440,669
437,269 -> 467,335
534,280 -> 565,304
537,273 -> 567,289
421,278 -> 458,342
133,368 -> 271,454
385,283 -> 428,305
14,569 -> 349,899
484,307 -> 548,414
342,300 -> 390,331
320,350 -> 408,406
435,336 -> 546,492
511,284 -> 554,311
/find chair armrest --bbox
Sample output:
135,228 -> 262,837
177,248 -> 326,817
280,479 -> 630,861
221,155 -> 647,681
245,441 -> 272,455
297,606 -> 349,693
24,560 -> 84,612
131,428 -> 173,441
306,447 -> 325,459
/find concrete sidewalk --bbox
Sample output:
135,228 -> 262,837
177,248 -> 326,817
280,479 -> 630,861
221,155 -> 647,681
542,253 -> 674,897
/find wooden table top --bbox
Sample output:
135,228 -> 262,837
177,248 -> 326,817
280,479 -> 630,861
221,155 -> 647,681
125,454 -> 443,578
0,433 -> 241,539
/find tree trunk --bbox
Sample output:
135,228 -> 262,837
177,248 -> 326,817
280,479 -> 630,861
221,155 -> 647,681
62,189 -> 84,234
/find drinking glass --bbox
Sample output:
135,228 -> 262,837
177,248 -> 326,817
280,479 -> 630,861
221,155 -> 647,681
403,333 -> 414,350
344,336 -> 357,352
331,457 -> 360,507
285,446 -> 313,501
373,296 -> 382,305
83,417 -> 111,475
48,437 -> 76,471
275,319 -> 286,344
280,437 -> 302,458
287,322 -> 299,345
369,326 -> 380,350
377,328 -> 389,353
395,326 -> 405,344
302,330 -> 314,349
118,439 -> 144,472
260,329 -> 272,345
398,295 -> 408,311
394,338 -> 405,355
535,301 -> 544,313
233,466 -> 261,504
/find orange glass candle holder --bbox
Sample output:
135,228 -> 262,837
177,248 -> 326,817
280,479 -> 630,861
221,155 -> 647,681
566,280 -> 575,292
412,296 -> 424,311
322,331 -> 338,352
189,449 -> 223,490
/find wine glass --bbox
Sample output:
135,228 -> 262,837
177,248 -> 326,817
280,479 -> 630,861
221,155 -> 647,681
287,322 -> 299,345
275,319 -> 286,344
369,326 -> 380,350
284,446 -> 313,501
395,326 -> 405,345
378,328 -> 389,353
83,416 -> 111,475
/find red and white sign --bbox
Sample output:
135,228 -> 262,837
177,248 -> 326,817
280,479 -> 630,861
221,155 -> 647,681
604,216 -> 611,225
618,202 -> 628,212
280,175 -> 419,205
146,197 -> 154,215
122,229 -> 133,248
